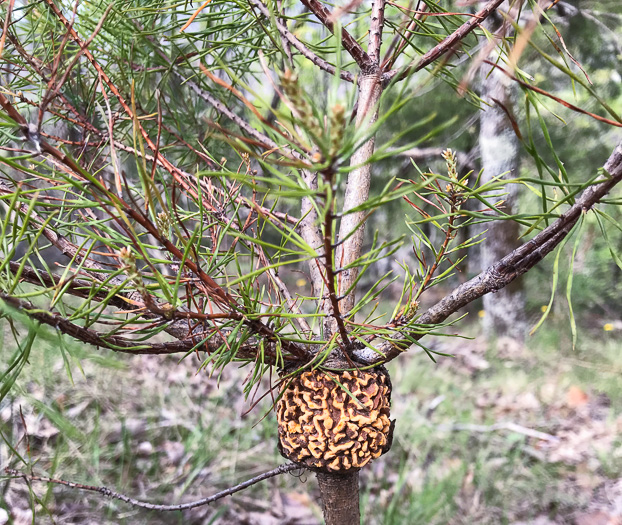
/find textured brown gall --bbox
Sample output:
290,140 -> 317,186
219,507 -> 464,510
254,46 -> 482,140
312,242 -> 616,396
276,368 -> 393,472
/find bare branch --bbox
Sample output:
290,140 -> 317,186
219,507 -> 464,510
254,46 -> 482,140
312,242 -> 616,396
436,421 -> 559,443
367,0 -> 387,66
5,464 -> 301,512
353,140 -> 622,364
248,0 -> 355,83
300,0 -> 374,72
382,0 -> 506,84
0,293 -> 194,355
335,74 -> 382,316
299,170 -> 326,301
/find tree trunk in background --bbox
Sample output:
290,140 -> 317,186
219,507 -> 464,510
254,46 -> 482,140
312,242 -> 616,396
479,57 -> 527,343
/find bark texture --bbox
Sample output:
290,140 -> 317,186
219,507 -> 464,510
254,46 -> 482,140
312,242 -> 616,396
316,471 -> 360,525
479,37 -> 527,343
336,74 -> 383,316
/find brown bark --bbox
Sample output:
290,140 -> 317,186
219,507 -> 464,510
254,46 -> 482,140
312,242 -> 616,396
316,471 -> 360,525
336,74 -> 383,317
334,0 -> 386,331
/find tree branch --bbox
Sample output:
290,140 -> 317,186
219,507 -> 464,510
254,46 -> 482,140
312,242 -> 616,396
484,60 -> 622,128
0,170 -> 309,361
300,170 -> 326,302
5,464 -> 301,512
248,0 -> 355,83
300,0 -> 374,72
382,0 -> 505,84
335,74 -> 382,317
0,293 -> 195,355
334,1 -> 386,326
321,172 -> 352,347
367,0 -> 387,67
40,0 -> 215,206
353,140 -> 622,364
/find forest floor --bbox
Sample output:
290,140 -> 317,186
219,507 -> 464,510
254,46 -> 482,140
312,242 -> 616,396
0,314 -> 621,525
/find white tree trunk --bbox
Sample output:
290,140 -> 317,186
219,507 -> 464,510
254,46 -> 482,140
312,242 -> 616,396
479,57 -> 527,342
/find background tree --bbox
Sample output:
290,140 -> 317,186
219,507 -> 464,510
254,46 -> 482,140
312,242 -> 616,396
0,0 -> 620,523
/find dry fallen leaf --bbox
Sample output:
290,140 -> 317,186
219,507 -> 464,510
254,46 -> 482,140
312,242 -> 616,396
567,386 -> 589,407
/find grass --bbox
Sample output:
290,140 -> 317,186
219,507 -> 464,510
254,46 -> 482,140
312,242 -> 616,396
0,313 -> 621,524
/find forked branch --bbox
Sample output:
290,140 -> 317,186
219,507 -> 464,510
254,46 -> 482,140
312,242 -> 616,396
301,0 -> 374,72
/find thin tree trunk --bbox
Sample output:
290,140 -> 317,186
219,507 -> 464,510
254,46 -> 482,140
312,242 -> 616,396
316,471 -> 360,525
315,3 -> 385,524
479,16 -> 527,343
336,73 -> 383,316
336,0 -> 386,317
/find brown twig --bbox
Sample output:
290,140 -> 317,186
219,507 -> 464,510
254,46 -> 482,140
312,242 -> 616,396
0,97 -> 310,361
320,170 -> 352,349
38,3 -> 114,131
300,0 -> 374,72
248,0 -> 355,83
382,0 -> 506,84
0,293 -> 197,355
483,60 -> 622,128
380,0 -> 427,72
408,156 -> 465,304
4,464 -> 301,512
119,206 -> 311,360
40,0 -> 208,206
0,0 -> 15,60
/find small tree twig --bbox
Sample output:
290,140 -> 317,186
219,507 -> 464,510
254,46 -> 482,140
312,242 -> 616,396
367,0 -> 387,67
382,0 -> 506,84
300,0 -> 373,72
484,60 -> 622,128
248,0 -> 355,83
0,293 -> 199,355
321,171 -> 352,348
4,464 -> 301,512
37,3 -> 114,131
436,421 -> 560,443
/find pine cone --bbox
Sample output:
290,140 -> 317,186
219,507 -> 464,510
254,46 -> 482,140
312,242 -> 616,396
276,368 -> 394,472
